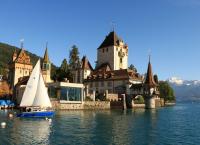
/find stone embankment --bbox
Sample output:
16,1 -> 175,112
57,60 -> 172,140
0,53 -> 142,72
51,100 -> 110,110
51,98 -> 170,110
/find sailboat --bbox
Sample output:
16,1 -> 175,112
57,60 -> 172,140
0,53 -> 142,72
17,60 -> 54,118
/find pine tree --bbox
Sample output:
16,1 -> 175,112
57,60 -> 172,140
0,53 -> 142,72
60,58 -> 68,73
69,45 -> 80,69
129,64 -> 137,72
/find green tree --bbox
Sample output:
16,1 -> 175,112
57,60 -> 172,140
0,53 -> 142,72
129,64 -> 137,72
60,58 -> 68,73
134,95 -> 145,104
52,58 -> 73,82
69,45 -> 80,69
159,81 -> 175,102
154,74 -> 159,84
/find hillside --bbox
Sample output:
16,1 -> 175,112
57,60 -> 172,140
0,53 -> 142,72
0,42 -> 56,77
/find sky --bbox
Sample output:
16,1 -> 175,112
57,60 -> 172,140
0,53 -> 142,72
1,0 -> 200,80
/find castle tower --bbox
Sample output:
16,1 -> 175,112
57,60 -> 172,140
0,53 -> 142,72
9,47 -> 33,89
42,47 -> 52,83
97,31 -> 128,70
144,57 -> 158,109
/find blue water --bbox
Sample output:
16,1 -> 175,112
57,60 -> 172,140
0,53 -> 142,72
0,103 -> 200,145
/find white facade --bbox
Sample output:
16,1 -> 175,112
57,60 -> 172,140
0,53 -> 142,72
97,43 -> 128,70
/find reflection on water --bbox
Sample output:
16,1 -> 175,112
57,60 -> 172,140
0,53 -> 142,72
1,103 -> 200,145
0,111 -> 51,145
12,119 -> 51,145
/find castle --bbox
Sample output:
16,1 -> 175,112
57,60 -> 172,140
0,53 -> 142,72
8,31 -> 161,109
72,31 -> 160,108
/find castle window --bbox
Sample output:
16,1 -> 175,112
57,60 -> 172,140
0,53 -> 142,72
106,48 -> 108,52
108,89 -> 112,93
107,81 -> 112,87
89,90 -> 93,94
120,58 -> 123,63
95,82 -> 99,87
43,63 -> 50,70
101,81 -> 104,87
20,70 -> 22,74
43,64 -> 47,69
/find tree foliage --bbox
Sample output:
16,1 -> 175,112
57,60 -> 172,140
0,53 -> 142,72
129,64 -> 137,72
159,81 -> 175,102
134,95 -> 145,104
60,58 -> 68,73
154,74 -> 159,84
52,58 -> 73,82
69,45 -> 80,69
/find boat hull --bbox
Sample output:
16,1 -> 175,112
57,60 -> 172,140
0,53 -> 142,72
17,111 -> 54,118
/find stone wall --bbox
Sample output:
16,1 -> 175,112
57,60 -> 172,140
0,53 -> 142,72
133,104 -> 145,108
84,101 -> 110,109
51,100 -> 110,110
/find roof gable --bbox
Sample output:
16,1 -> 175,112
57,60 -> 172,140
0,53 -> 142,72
82,56 -> 93,70
98,31 -> 122,49
14,49 -> 31,65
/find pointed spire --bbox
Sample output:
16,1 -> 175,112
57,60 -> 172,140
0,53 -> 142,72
81,55 -> 93,70
12,48 -> 17,61
43,43 -> 50,63
144,57 -> 157,87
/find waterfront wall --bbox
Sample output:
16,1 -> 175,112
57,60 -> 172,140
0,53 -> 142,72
51,100 -> 110,110
51,97 -> 166,110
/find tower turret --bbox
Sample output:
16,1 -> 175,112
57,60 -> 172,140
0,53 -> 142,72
97,31 -> 128,70
42,45 -> 52,83
8,43 -> 33,90
144,56 -> 159,109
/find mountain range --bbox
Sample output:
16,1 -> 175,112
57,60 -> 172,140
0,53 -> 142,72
168,77 -> 200,102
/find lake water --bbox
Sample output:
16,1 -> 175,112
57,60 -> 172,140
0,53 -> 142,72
0,103 -> 200,145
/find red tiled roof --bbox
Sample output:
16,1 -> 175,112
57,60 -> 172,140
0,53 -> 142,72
85,69 -> 142,82
14,49 -> 32,65
94,63 -> 111,73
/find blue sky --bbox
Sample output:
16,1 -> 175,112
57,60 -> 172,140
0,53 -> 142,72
1,0 -> 200,80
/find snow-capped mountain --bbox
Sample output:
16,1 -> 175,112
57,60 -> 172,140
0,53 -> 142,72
167,77 -> 200,102
168,77 -> 184,85
168,77 -> 200,86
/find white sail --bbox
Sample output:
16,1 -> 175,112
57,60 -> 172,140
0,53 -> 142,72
20,60 -> 40,107
32,73 -> 52,108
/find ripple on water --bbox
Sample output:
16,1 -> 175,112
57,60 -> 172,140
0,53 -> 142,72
1,103 -> 200,145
